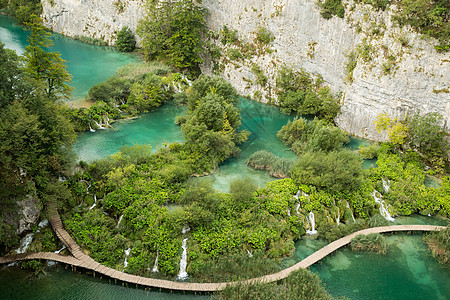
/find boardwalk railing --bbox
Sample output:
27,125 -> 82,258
0,202 -> 445,292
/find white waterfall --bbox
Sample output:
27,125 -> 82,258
36,219 -> 49,232
371,190 -> 395,222
295,203 -> 300,214
55,245 -> 66,254
89,124 -> 96,132
293,190 -> 300,200
15,233 -> 34,254
116,214 -> 124,228
123,248 -> 131,271
247,249 -> 253,258
177,226 -> 190,280
152,251 -> 159,273
347,203 -> 356,223
306,211 -> 317,235
287,209 -> 291,216
382,179 -> 390,193
94,120 -> 106,129
89,194 -> 97,210
335,210 -> 340,225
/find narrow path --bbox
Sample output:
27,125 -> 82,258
1,202 -> 446,292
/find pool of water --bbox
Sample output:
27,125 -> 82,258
0,15 -> 137,100
0,265 -> 207,300
74,100 -> 186,162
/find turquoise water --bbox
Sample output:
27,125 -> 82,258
74,101 -> 186,162
0,15 -> 137,100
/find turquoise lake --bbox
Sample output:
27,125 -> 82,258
0,14 -> 137,100
1,15 -> 448,300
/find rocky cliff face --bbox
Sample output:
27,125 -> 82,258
41,0 -> 449,140
42,0 -> 144,45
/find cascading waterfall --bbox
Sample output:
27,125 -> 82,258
55,245 -> 66,254
293,190 -> 300,200
89,124 -> 96,132
15,233 -> 34,254
347,203 -> 356,223
152,251 -> 159,273
335,210 -> 340,225
123,248 -> 131,271
295,203 -> 300,214
382,179 -> 390,193
177,226 -> 190,280
36,219 -> 49,232
116,214 -> 124,228
371,190 -> 395,221
89,194 -> 97,210
306,211 -> 317,235
247,250 -> 253,258
287,209 -> 291,216
94,120 -> 106,130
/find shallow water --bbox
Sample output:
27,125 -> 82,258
74,101 -> 186,162
0,15 -> 137,100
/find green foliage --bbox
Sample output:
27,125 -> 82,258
116,26 -> 136,52
394,0 -> 449,52
255,26 -> 275,45
424,226 -> 449,266
180,75 -> 248,168
1,0 -> 42,24
23,15 -> 72,98
218,268 -> 334,299
359,143 -> 381,159
319,0 -> 345,19
291,150 -> 364,193
351,233 -> 387,254
345,51 -> 358,83
277,117 -> 350,155
355,0 -> 391,10
276,67 -> 341,122
368,214 -> 390,227
220,25 -> 238,45
251,64 -> 268,86
247,150 -> 294,178
319,221 -> 368,242
137,0 -> 207,74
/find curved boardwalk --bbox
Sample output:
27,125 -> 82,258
1,202 -> 446,292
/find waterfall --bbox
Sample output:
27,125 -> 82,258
116,214 -> 124,228
335,210 -> 340,225
295,203 -> 300,214
55,245 -> 66,254
371,190 -> 395,221
247,250 -> 253,258
89,194 -> 97,210
105,115 -> 110,126
89,124 -> 96,132
347,203 -> 356,223
36,219 -> 49,233
152,251 -> 159,273
306,211 -> 317,235
123,248 -> 131,271
15,233 -> 34,254
382,179 -> 390,193
287,209 -> 291,216
293,190 -> 300,200
177,226 -> 190,280
94,120 -> 106,129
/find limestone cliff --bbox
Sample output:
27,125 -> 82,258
41,0 -> 449,140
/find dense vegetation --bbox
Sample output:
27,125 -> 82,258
218,268 -> 334,299
0,23 -> 75,252
137,0 -> 207,75
424,226 -> 449,265
0,0 -> 42,24
350,233 -> 387,254
115,26 -> 136,52
275,67 -> 341,122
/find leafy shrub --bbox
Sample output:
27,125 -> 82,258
359,143 -> 381,159
255,26 -> 275,44
247,150 -> 294,178
116,26 -> 136,52
351,233 -> 387,254
319,0 -> 345,19
424,226 -> 449,266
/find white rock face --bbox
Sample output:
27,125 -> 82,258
17,195 -> 41,234
41,0 -> 449,140
41,0 -> 144,45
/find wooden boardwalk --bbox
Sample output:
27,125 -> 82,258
1,202 -> 446,292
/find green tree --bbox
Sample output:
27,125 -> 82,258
116,26 -> 136,52
23,15 -> 72,98
291,150 -> 363,193
137,0 -> 207,74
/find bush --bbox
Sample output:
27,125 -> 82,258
116,26 -> 136,52
247,150 -> 294,178
319,0 -> 345,19
359,143 -> 381,159
424,226 -> 449,266
255,26 -> 275,45
351,233 -> 387,254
